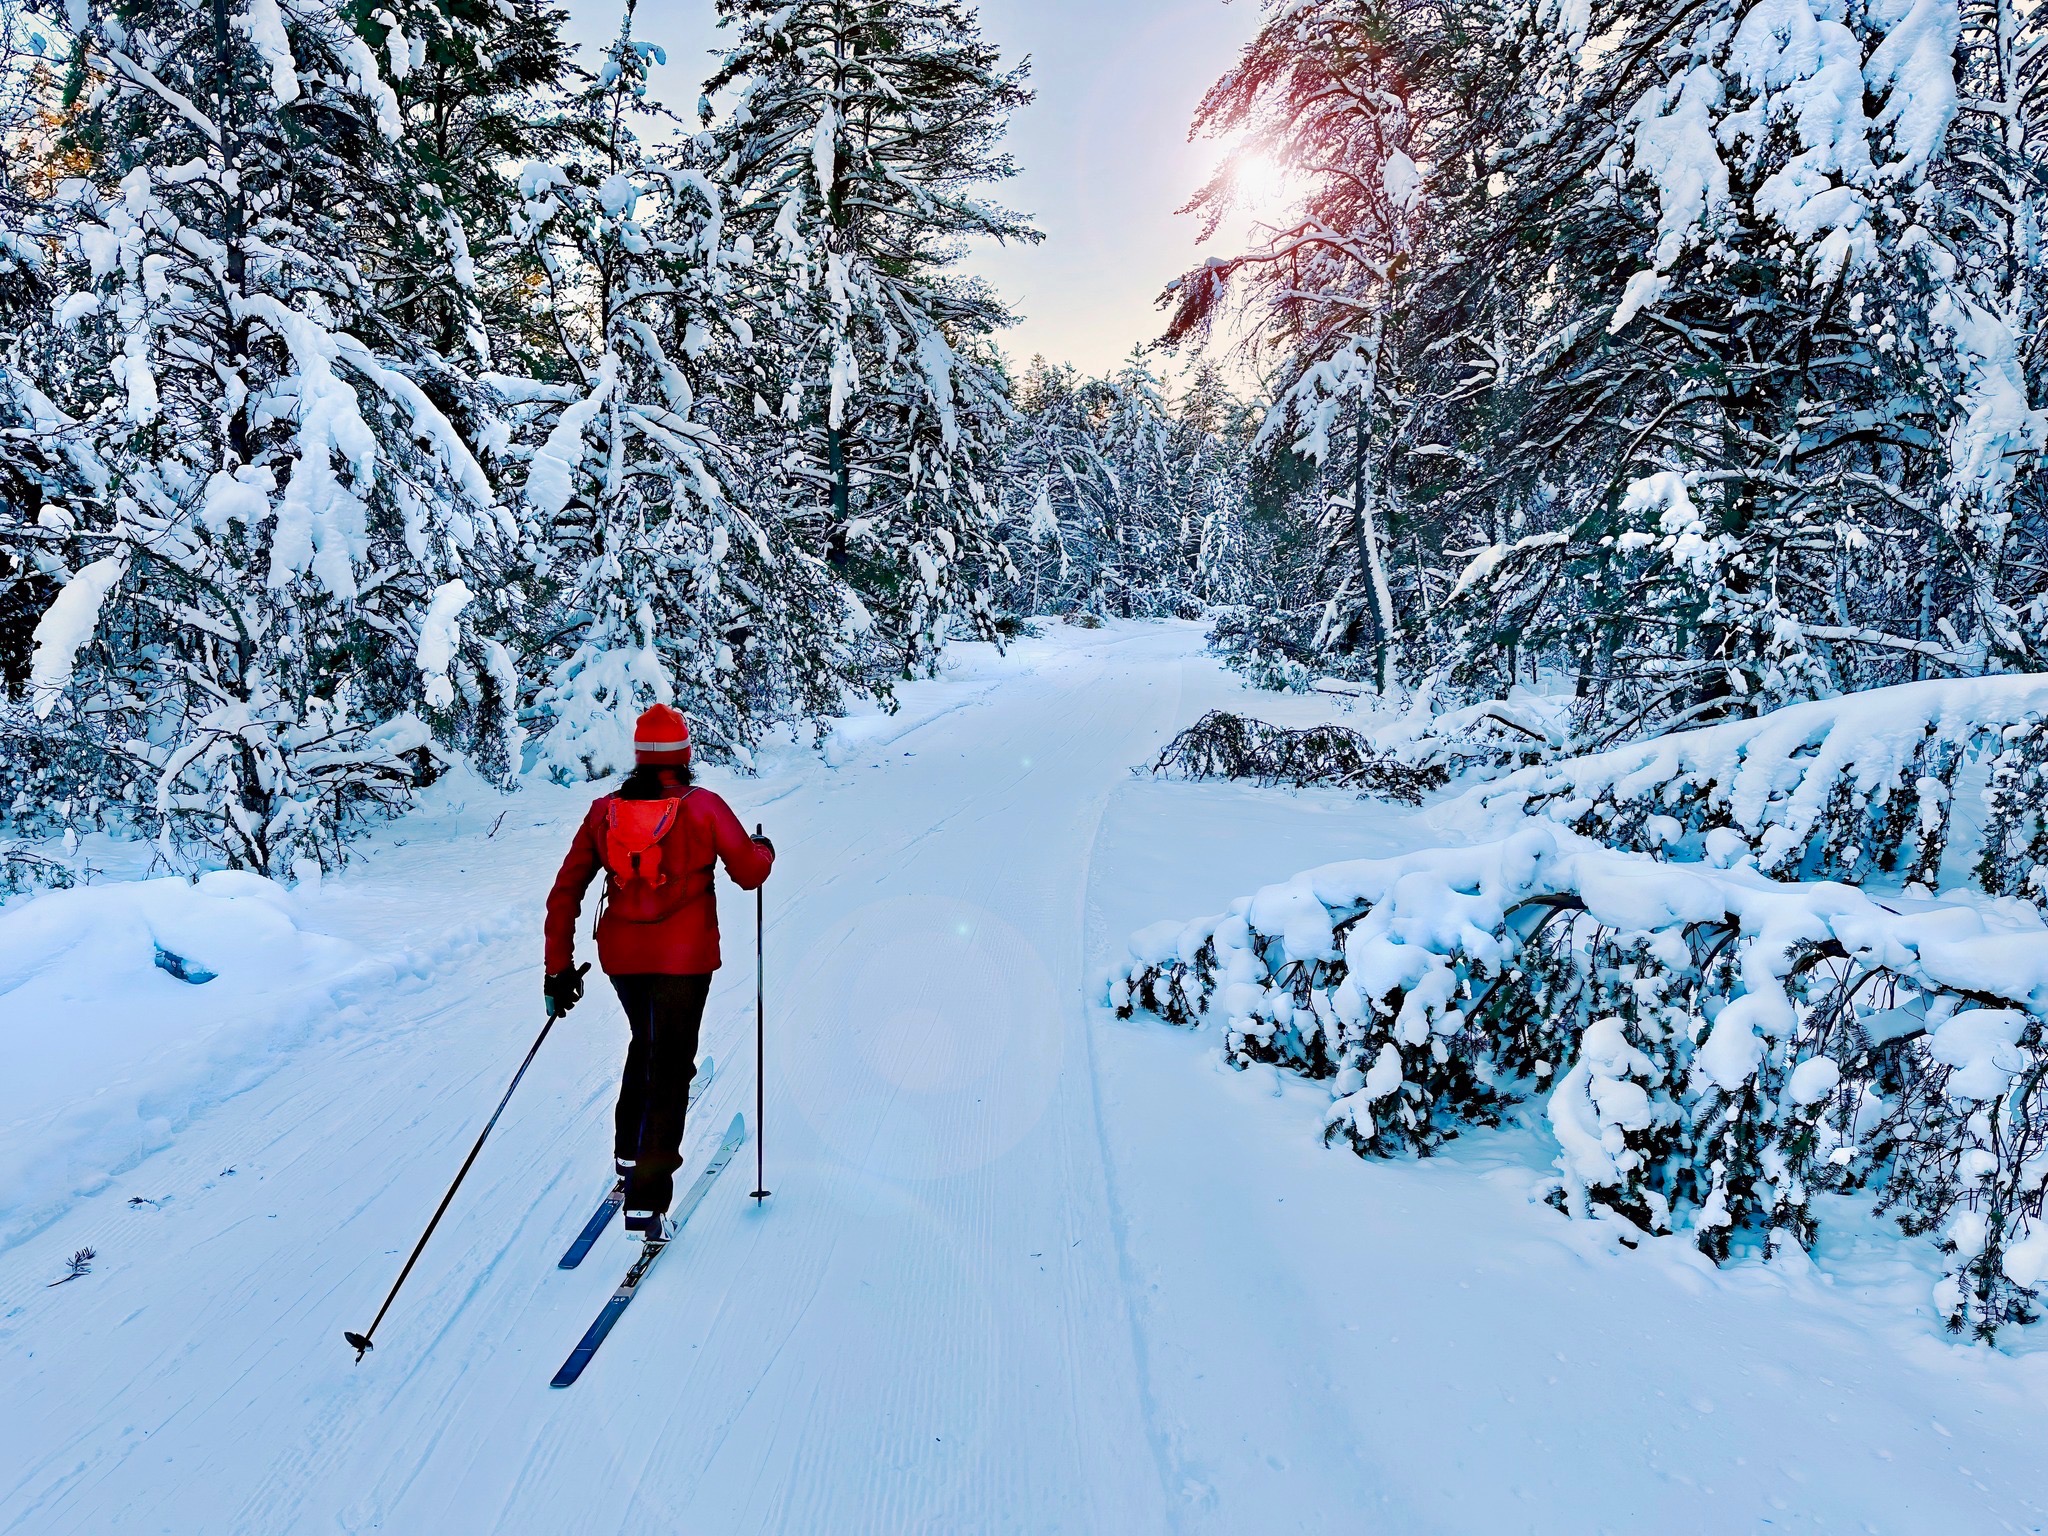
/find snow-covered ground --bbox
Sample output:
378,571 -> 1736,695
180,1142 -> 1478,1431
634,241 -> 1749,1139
3,621 -> 2046,1533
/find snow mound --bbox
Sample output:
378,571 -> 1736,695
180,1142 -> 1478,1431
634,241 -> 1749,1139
1112,828 -> 2048,1339
0,874 -> 371,1248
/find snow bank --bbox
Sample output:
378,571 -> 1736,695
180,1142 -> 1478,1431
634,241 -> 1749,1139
1112,827 -> 2048,1338
0,875 -> 377,1248
1452,674 -> 2048,902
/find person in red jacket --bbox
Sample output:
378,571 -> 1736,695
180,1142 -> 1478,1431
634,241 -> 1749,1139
544,704 -> 774,1239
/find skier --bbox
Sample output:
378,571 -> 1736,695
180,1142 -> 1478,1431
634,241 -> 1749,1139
544,704 -> 774,1240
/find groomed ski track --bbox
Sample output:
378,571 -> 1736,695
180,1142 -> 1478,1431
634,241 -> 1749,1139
5,623 -> 2047,1535
0,625 -> 1201,1535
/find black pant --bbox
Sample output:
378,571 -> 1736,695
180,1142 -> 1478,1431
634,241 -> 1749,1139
609,973 -> 712,1217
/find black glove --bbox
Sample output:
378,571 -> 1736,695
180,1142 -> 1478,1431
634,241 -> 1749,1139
544,963 -> 590,1019
752,834 -> 776,857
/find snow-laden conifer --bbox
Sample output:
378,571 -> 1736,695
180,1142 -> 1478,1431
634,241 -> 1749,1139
1116,822 -> 2048,1337
7,0 -> 520,874
368,0 -> 580,368
1436,0 -> 2048,730
702,0 -> 1039,674
494,9 -> 859,779
1162,0 -> 1511,685
996,352 -> 1222,621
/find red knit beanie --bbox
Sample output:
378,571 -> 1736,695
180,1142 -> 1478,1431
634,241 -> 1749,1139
633,704 -> 691,765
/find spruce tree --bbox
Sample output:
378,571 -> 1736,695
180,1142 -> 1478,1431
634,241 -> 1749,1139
369,0 -> 581,370
1175,0 -> 2048,735
1433,0 -> 2048,732
1000,358 -> 1102,617
497,6 -> 859,778
703,0 -> 1040,674
996,354 -> 1217,621
8,0 -> 520,875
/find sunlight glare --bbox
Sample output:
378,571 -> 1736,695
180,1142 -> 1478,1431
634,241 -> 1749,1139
1233,148 -> 1295,215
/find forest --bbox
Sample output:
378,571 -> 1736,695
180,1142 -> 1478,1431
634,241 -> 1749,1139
4,0 -> 2048,1357
5,0 -> 2044,877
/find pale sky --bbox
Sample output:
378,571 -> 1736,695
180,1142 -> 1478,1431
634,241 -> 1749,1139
563,0 -> 1264,378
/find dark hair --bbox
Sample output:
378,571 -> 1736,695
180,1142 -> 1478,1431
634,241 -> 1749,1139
618,760 -> 694,800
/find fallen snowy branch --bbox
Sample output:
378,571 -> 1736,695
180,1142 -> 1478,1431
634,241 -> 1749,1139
0,846 -> 78,898
47,1247 -> 96,1287
1148,711 -> 1444,803
1454,676 -> 2048,906
1112,828 -> 2048,1339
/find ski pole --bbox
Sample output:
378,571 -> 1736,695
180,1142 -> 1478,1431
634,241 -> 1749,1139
751,823 -> 771,1204
343,968 -> 584,1362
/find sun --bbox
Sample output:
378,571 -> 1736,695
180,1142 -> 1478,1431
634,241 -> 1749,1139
1232,148 -> 1295,213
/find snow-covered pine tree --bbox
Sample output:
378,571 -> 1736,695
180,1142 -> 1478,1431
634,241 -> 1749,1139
995,352 -> 1204,622
1094,349 -> 1200,618
496,6 -> 859,780
1163,0 -> 1481,688
1,13 -> 72,722
1436,0 -> 2048,736
703,0 -> 1040,674
1173,359 -> 1258,606
366,0 -> 580,371
6,0 -> 519,876
999,357 -> 1104,617
996,353 -> 1231,621
1913,0 -> 2048,672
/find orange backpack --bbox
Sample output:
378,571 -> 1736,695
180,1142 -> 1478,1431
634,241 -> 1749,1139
601,793 -> 692,920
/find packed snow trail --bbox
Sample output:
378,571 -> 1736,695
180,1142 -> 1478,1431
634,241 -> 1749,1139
0,626 -> 1203,1534
4,624 -> 2047,1534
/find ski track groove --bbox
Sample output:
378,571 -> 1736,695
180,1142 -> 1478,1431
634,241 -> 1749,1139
1072,652 -> 1188,1536
670,943 -> 955,1531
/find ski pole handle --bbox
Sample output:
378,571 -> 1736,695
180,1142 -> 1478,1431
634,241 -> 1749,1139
546,962 -> 591,1020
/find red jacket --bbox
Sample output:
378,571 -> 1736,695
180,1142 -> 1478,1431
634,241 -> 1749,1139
545,787 -> 774,977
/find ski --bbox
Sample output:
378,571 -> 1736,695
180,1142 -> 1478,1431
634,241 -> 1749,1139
557,1055 -> 714,1270
550,1112 -> 746,1389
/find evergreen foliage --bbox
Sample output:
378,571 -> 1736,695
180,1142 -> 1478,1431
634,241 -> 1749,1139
1166,0 -> 2048,737
1149,710 -> 1444,802
8,0 -> 523,876
702,0 -> 1040,674
1114,829 -> 2048,1338
491,10 -> 858,778
0,0 -> 1040,870
996,352 -> 1254,620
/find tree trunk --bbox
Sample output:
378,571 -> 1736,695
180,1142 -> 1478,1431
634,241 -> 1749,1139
213,0 -> 249,466
1352,382 -> 1394,690
829,423 -> 850,543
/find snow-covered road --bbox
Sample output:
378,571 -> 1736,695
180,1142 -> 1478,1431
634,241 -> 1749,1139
4,623 -> 2047,1534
